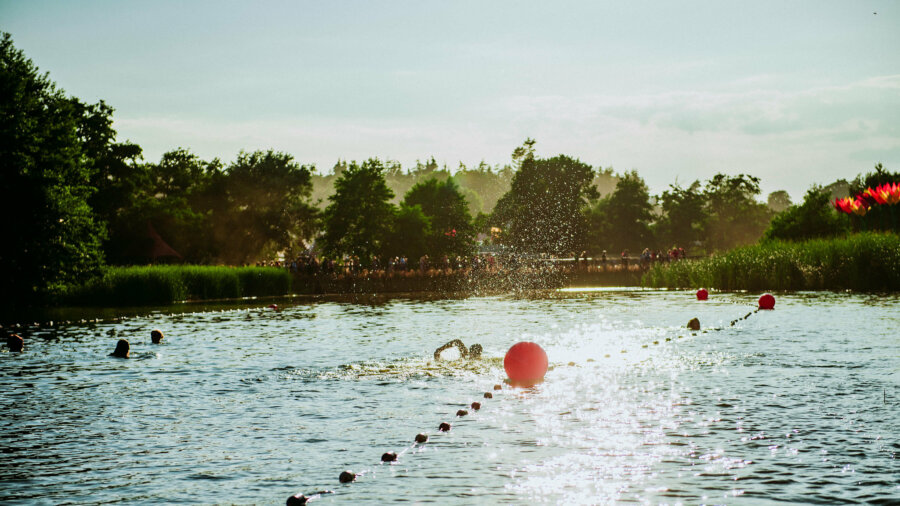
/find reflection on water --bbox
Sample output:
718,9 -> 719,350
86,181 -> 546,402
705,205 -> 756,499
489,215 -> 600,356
1,291 -> 898,504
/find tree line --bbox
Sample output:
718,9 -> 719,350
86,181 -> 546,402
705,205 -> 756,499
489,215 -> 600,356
3,32 -> 896,307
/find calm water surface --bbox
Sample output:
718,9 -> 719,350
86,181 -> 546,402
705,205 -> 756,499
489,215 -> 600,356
1,290 -> 898,504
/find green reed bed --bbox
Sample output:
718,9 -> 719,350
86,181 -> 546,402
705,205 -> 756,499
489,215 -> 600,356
63,265 -> 292,306
642,232 -> 900,291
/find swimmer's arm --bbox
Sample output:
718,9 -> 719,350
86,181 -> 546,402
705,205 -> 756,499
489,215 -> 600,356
434,339 -> 468,360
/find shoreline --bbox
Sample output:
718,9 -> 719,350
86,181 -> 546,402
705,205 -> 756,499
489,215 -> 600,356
3,269 -> 644,326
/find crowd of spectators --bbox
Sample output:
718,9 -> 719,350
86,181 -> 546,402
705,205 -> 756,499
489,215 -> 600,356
254,247 -> 690,279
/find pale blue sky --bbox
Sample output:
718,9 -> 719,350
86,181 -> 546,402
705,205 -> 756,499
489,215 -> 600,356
3,0 -> 898,198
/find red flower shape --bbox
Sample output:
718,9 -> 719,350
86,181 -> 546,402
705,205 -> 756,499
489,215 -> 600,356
834,196 -> 869,216
833,197 -> 853,214
866,187 -> 887,205
875,182 -> 900,205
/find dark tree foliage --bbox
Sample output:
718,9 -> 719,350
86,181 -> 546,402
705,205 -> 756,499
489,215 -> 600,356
322,158 -> 395,259
119,148 -> 224,263
382,204 -> 430,260
403,178 -> 475,257
764,186 -> 848,241
312,157 -> 517,219
849,163 -> 900,194
653,180 -> 706,249
704,173 -> 772,251
0,32 -> 105,305
588,171 -> 654,253
211,150 -> 317,264
75,99 -> 145,225
493,151 -> 597,255
73,99 -> 156,264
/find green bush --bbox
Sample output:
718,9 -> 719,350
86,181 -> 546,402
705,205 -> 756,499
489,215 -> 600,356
63,265 -> 291,306
236,267 -> 292,297
642,232 -> 900,291
763,186 -> 848,241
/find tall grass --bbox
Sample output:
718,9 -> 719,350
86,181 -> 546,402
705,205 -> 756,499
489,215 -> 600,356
642,232 -> 900,291
63,265 -> 292,306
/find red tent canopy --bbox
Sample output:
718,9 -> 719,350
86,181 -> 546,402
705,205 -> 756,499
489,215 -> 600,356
146,221 -> 182,260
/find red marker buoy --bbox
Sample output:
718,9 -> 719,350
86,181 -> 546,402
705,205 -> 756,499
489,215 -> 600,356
696,288 -> 708,301
758,293 -> 775,310
503,342 -> 548,386
268,304 -> 278,310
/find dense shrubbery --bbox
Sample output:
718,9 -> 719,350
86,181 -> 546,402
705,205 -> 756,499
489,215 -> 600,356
642,232 -> 900,291
63,266 -> 291,306
763,186 -> 848,241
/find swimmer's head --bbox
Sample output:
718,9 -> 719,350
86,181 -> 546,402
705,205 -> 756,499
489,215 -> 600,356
7,334 -> 24,352
286,493 -> 308,505
468,344 -> 482,359
112,339 -> 130,358
150,329 -> 164,344
687,318 -> 700,331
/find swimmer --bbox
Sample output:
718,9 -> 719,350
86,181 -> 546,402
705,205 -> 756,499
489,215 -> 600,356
151,329 -> 164,344
434,339 -> 482,360
110,339 -> 130,358
7,334 -> 24,352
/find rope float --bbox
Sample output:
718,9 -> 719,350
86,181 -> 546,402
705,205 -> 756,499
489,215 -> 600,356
284,380 -> 509,503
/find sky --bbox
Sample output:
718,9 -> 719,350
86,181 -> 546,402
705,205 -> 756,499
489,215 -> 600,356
2,0 -> 899,200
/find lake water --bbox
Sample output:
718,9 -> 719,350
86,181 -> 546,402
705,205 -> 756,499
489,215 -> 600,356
1,290 -> 898,504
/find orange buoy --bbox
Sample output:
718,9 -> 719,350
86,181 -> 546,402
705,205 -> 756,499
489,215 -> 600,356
503,342 -> 548,386
758,293 -> 775,310
696,288 -> 708,300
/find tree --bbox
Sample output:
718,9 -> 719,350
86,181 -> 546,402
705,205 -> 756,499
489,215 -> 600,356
75,99 -> 146,231
381,204 -> 430,260
452,161 -> 513,215
493,149 -> 597,254
654,180 -> 706,250
589,171 -> 654,253
704,173 -> 772,251
117,148 -> 226,263
321,158 -> 395,259
764,186 -> 848,241
0,32 -> 105,305
210,150 -> 317,264
403,178 -> 475,257
511,137 -> 536,169
767,190 -> 792,213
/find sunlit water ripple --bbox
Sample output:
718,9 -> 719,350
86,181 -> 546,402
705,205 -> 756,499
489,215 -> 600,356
1,290 -> 898,504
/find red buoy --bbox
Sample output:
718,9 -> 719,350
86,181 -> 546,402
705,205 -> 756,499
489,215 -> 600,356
758,293 -> 775,310
268,304 -> 278,310
503,342 -> 548,386
696,288 -> 708,301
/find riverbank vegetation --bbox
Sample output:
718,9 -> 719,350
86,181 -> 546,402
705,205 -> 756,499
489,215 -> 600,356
62,266 -> 291,306
642,233 -> 900,291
